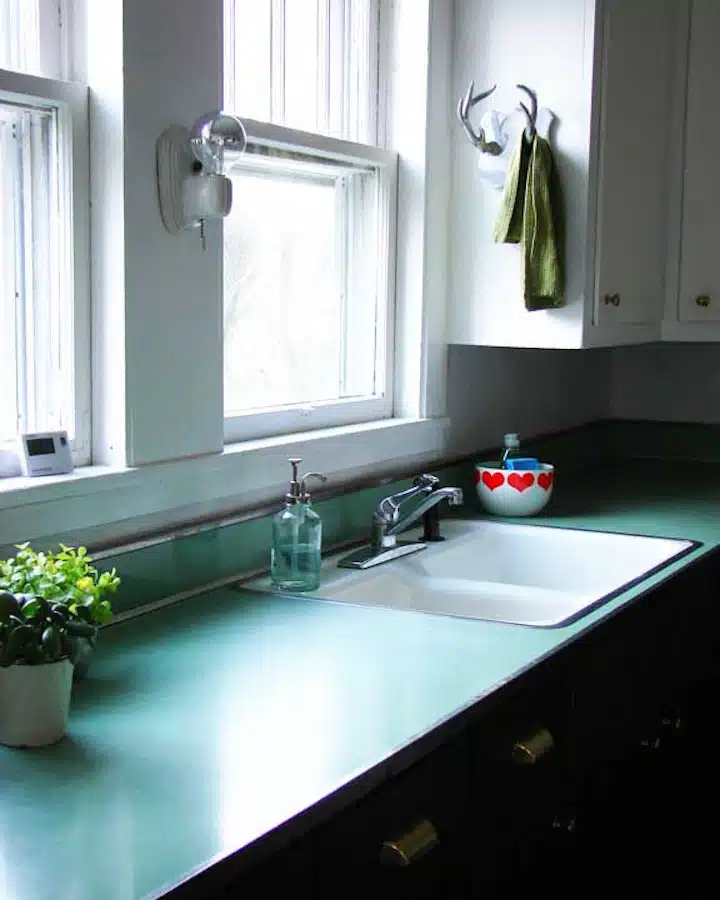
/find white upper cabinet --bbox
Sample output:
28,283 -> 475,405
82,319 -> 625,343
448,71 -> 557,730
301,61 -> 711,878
665,0 -> 720,337
448,0 -> 682,348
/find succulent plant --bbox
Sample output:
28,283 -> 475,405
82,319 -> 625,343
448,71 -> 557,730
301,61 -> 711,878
0,590 -> 98,666
0,543 -> 120,627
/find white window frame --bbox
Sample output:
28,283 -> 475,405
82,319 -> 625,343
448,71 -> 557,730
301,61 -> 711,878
222,117 -> 398,445
0,66 -> 91,469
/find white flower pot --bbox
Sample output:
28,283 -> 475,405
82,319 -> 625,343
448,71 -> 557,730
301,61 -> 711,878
0,660 -> 73,747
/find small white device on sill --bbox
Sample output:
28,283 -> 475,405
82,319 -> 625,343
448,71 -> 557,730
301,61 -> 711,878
18,431 -> 74,477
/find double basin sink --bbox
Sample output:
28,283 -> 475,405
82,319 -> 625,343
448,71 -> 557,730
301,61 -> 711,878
309,520 -> 696,628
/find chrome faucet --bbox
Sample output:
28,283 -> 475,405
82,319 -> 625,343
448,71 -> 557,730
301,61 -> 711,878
338,475 -> 464,570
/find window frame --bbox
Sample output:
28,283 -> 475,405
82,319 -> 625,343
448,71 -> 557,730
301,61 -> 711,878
0,66 -> 91,469
222,117 -> 398,445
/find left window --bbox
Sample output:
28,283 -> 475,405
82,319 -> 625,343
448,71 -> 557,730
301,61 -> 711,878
0,0 -> 89,465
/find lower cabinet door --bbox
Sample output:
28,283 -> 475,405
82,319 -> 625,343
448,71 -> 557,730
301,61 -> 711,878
466,669 -> 579,899
225,841 -> 315,899
174,835 -> 315,900
314,737 -> 469,900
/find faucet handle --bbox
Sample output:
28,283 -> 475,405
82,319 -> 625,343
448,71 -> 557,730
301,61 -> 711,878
374,474 -> 439,525
413,474 -> 440,490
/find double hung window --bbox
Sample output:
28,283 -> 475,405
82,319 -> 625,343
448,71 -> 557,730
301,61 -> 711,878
223,0 -> 396,442
0,0 -> 89,461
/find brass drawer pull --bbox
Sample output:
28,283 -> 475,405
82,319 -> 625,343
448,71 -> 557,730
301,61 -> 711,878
380,819 -> 438,867
695,294 -> 711,308
602,292 -> 621,307
511,727 -> 555,764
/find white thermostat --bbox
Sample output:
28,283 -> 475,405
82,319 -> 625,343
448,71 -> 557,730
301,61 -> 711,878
18,431 -> 74,477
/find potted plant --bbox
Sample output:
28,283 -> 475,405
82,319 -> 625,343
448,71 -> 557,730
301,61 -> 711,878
0,544 -> 120,678
0,589 -> 98,746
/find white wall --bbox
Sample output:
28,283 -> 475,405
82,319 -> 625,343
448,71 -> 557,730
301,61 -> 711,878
86,0 -> 224,468
448,0 -> 595,349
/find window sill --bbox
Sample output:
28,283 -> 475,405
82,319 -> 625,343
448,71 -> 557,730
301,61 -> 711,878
0,417 -> 448,549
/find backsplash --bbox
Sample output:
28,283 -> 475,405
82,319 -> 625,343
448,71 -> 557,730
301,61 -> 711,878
611,343 -> 720,423
5,418 -> 719,620
89,420 -> 616,617
446,345 -> 612,457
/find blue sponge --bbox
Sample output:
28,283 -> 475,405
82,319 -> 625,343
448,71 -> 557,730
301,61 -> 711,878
505,457 -> 541,470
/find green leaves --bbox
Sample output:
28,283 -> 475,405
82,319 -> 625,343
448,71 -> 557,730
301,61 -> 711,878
0,543 -> 119,667
0,588 -> 99,667
0,543 -> 120,627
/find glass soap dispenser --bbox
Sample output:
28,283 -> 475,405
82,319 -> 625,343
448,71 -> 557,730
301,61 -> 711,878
271,458 -> 327,592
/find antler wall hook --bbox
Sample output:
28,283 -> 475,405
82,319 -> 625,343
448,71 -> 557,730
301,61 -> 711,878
516,84 -> 538,139
456,82 -> 504,155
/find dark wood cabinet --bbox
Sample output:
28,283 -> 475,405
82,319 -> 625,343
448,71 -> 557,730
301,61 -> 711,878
466,661 -> 578,898
211,548 -> 720,899
315,738 -> 469,899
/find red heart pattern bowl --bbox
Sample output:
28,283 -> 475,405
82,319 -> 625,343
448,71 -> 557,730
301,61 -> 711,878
474,462 -> 554,517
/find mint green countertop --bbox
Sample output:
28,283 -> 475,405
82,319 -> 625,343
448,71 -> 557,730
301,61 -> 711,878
2,460 -> 719,899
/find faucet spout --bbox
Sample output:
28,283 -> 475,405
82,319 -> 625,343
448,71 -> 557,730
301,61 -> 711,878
384,487 -> 464,540
337,476 -> 464,570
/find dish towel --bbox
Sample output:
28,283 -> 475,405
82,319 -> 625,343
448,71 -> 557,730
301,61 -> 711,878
492,132 -> 564,310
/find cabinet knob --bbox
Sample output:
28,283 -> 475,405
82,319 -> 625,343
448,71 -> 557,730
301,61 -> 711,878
511,727 -> 555,764
380,819 -> 438,867
602,292 -> 621,307
695,294 -> 711,308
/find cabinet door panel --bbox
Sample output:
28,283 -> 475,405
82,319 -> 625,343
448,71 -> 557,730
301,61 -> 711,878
315,738 -> 469,900
593,0 -> 677,326
467,668 -> 577,898
223,841 -> 314,899
679,0 -> 720,322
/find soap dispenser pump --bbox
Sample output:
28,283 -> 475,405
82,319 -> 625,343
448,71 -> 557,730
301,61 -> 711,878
271,458 -> 327,592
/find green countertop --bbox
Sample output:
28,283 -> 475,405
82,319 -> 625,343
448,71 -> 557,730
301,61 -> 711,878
2,460 -> 720,899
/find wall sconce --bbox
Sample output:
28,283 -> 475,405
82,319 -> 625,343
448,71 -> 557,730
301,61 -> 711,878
156,111 -> 247,237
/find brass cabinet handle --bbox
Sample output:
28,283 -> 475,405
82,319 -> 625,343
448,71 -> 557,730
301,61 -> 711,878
695,294 -> 711,307
380,819 -> 438,867
511,727 -> 555,764
602,292 -> 621,307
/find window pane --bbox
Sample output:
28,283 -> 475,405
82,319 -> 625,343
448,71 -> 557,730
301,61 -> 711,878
283,0 -> 321,134
0,115 -> 19,440
0,0 -> 62,79
0,0 -> 40,75
224,172 -> 340,413
223,156 -> 386,417
224,0 -> 272,122
224,0 -> 379,144
0,99 -> 73,443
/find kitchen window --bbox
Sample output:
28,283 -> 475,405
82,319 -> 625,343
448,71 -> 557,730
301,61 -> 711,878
0,0 -> 89,463
223,0 -> 397,442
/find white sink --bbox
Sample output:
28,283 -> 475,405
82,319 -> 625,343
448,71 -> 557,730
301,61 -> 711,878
313,520 -> 696,627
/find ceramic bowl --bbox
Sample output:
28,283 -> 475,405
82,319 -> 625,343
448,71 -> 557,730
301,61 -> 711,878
474,462 -> 554,517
